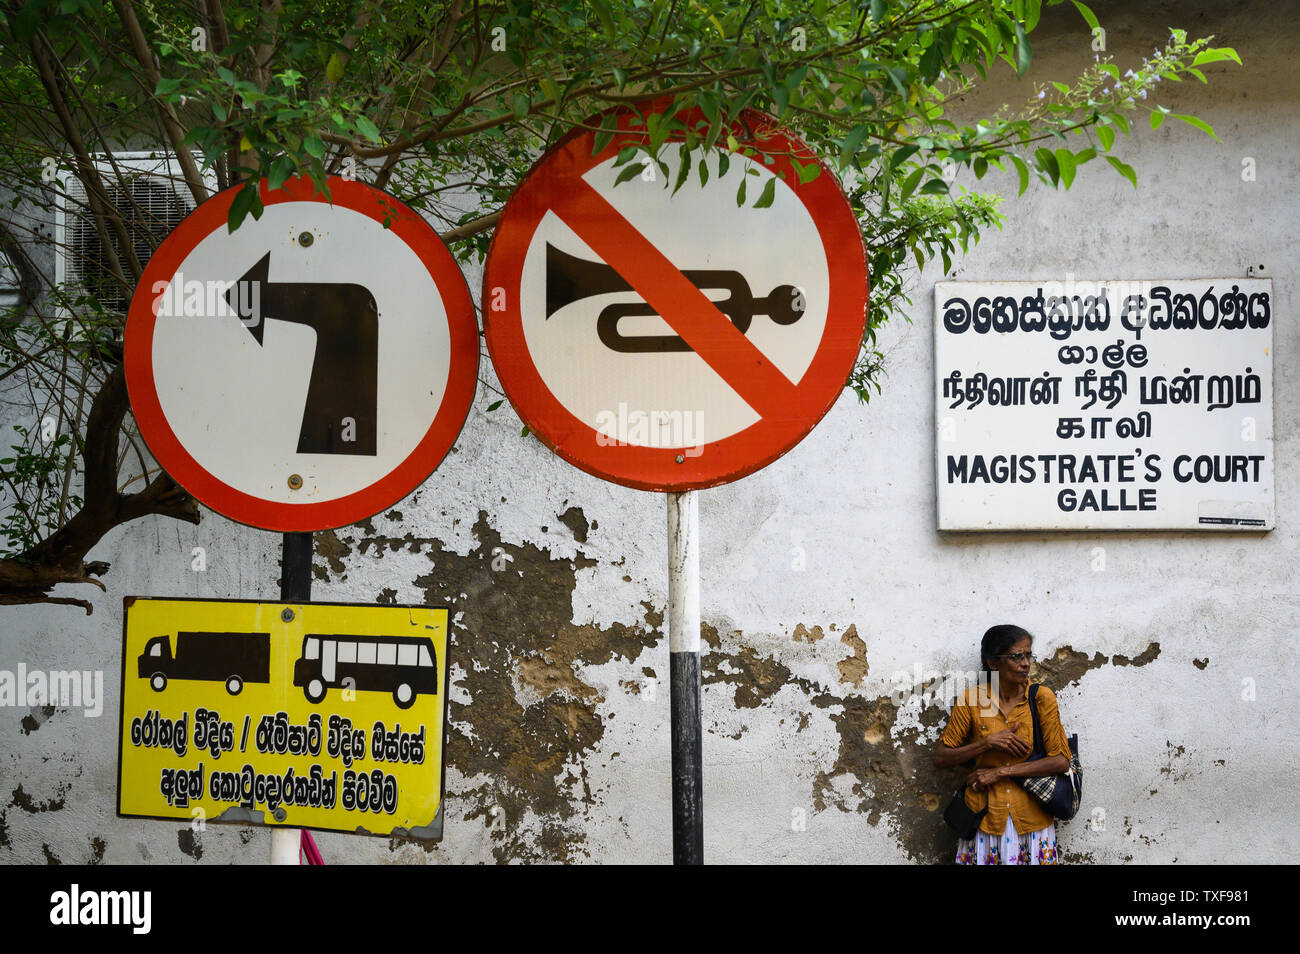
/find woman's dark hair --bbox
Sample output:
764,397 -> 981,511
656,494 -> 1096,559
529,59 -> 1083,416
981,624 -> 1033,672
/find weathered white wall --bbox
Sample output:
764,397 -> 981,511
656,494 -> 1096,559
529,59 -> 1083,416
2,0 -> 1296,864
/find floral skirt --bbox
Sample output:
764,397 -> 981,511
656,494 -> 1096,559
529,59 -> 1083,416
956,815 -> 1061,865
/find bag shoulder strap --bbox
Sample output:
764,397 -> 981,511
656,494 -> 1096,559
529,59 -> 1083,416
1027,683 -> 1046,758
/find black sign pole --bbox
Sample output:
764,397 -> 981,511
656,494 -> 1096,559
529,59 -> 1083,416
271,530 -> 313,865
667,491 -> 703,864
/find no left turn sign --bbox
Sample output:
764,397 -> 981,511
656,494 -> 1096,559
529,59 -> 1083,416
484,103 -> 868,491
125,176 -> 478,531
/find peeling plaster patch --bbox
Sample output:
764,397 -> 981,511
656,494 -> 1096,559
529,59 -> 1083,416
376,587 -> 398,605
557,507 -> 590,543
20,704 -> 56,734
0,811 -> 7,847
1113,643 -> 1161,667
792,623 -> 824,643
88,836 -> 106,864
837,625 -> 868,687
314,528 -> 351,580
42,843 -> 60,865
361,510 -> 663,863
1034,645 -> 1113,686
177,828 -> 202,859
1160,741 -> 1195,781
1193,657 -> 1209,670
11,782 -> 67,813
702,623 -> 824,710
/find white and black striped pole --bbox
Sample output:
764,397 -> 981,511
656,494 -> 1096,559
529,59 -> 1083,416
270,530 -> 313,865
667,490 -> 703,864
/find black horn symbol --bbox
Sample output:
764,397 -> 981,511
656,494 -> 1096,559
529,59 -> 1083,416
545,244 -> 804,353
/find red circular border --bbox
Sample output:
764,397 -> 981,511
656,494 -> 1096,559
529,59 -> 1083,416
483,104 -> 869,491
124,176 -> 479,532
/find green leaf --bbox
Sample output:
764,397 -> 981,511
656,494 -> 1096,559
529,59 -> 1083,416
973,156 -> 987,179
325,53 -> 345,84
798,162 -> 821,184
1013,21 -> 1032,77
920,178 -> 950,195
1172,113 -> 1219,141
1149,110 -> 1165,130
1106,155 -> 1137,188
1192,47 -> 1241,67
487,400 -> 503,412
611,67 -> 627,89
1055,148 -> 1077,188
227,182 -> 261,232
698,159 -> 709,187
753,176 -> 777,208
613,162 -> 645,186
898,166 -> 924,201
155,77 -> 182,96
1070,0 -> 1099,32
1097,124 -> 1115,152
304,135 -> 325,159
592,114 -> 618,155
267,155 -> 295,191
837,125 -> 868,166
355,116 -> 381,143
672,146 -> 691,195
1010,154 -> 1030,195
1034,146 -> 1059,185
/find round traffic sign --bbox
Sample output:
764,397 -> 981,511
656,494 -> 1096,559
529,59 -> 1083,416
125,176 -> 478,531
483,104 -> 868,491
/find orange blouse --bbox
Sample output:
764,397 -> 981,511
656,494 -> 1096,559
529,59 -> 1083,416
939,682 -> 1072,835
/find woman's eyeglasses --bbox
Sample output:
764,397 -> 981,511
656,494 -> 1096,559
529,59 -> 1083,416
999,652 -> 1034,663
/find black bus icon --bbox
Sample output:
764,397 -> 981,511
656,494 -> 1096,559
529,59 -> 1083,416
139,632 -> 271,695
293,634 -> 438,709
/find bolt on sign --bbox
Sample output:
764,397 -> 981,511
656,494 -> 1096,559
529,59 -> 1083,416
483,101 -> 869,490
124,176 -> 478,532
935,278 -> 1274,530
118,597 -> 449,840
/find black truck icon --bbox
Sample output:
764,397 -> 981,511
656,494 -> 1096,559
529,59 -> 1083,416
293,634 -> 438,709
139,632 -> 271,695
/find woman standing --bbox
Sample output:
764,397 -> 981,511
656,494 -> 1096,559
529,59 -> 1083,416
933,624 -> 1071,865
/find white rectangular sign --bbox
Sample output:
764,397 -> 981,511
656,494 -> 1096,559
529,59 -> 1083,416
935,278 -> 1274,531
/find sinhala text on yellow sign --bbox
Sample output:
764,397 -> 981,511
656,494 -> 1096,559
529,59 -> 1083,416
118,597 -> 448,839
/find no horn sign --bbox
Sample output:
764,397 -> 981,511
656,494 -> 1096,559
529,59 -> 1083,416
483,103 -> 869,491
124,176 -> 478,532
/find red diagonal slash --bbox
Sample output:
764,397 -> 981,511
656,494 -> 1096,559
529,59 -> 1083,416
548,179 -> 803,423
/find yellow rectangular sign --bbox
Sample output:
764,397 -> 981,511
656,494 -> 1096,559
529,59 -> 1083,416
118,597 -> 449,840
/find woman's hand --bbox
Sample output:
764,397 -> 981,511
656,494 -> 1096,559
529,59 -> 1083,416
966,766 -> 1005,791
984,721 -> 1031,757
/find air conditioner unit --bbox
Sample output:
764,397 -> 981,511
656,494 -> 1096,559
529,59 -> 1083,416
53,150 -> 218,315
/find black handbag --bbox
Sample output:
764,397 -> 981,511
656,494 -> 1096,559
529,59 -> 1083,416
1021,683 -> 1082,820
942,785 -> 987,839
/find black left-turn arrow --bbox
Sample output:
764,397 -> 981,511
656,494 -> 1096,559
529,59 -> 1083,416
227,252 -> 378,456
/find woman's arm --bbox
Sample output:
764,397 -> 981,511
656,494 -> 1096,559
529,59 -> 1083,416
933,737 -> 989,768
994,755 -> 1069,779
